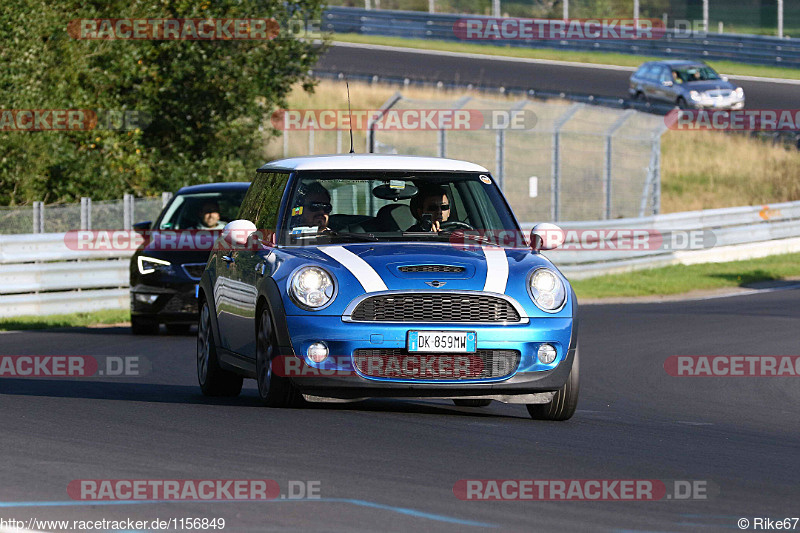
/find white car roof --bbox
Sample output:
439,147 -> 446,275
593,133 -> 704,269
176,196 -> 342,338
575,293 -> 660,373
259,154 -> 490,173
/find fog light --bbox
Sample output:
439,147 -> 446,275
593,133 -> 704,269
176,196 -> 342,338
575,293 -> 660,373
307,342 -> 329,363
537,344 -> 557,364
134,293 -> 158,305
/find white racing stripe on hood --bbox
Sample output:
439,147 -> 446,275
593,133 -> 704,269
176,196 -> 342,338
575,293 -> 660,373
319,246 -> 388,293
482,246 -> 509,294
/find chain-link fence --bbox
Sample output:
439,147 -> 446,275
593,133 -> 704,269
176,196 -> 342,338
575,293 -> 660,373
276,95 -> 667,221
367,95 -> 667,221
0,194 -> 171,235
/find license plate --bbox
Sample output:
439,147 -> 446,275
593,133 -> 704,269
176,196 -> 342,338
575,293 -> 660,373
408,331 -> 476,353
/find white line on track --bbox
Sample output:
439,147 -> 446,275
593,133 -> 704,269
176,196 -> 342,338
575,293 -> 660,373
331,41 -> 800,85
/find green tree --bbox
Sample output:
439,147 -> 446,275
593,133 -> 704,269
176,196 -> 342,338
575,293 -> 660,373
0,0 -> 325,204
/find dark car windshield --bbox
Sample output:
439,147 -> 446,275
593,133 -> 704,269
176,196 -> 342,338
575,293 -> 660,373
157,190 -> 247,230
280,171 -> 519,246
672,65 -> 721,83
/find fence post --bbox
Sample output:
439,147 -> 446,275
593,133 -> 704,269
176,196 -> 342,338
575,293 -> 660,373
308,129 -> 315,156
492,0 -> 500,18
652,135 -> 662,215
162,191 -> 173,208
123,193 -> 132,230
438,129 -> 446,158
603,110 -> 635,220
428,0 -> 434,14
33,201 -> 43,233
551,104 -> 582,222
367,92 -> 403,153
80,197 -> 92,231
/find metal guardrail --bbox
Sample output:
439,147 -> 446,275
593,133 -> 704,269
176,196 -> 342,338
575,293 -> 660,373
1,200 -> 799,316
323,7 -> 800,68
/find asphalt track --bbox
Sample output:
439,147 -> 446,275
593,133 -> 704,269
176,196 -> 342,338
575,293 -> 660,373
1,286 -> 799,532
317,43 -> 800,110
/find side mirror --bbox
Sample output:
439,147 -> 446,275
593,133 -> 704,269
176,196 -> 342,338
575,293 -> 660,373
133,221 -> 152,230
530,223 -> 564,251
222,219 -> 257,247
721,76 -> 729,82
662,80 -> 673,87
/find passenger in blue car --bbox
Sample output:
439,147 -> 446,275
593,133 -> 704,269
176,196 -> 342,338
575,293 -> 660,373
407,184 -> 450,233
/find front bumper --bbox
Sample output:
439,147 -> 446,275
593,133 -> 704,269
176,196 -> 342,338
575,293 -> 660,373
280,315 -> 576,398
130,282 -> 199,323
690,98 -> 745,110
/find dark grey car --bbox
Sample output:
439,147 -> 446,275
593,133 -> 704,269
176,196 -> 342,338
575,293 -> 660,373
629,60 -> 745,110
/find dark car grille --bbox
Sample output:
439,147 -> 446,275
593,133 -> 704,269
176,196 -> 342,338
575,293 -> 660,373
353,349 -> 520,380
182,263 -> 206,279
161,293 -> 198,314
350,293 -> 520,322
398,265 -> 465,273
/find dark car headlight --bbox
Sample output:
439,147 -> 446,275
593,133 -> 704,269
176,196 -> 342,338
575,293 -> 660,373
527,268 -> 566,312
137,255 -> 172,275
289,266 -> 336,310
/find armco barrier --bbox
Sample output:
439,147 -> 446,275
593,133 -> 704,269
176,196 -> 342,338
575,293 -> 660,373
1,200 -> 799,317
323,7 -> 800,68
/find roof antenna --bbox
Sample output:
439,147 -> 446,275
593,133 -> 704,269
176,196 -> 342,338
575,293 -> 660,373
346,80 -> 355,154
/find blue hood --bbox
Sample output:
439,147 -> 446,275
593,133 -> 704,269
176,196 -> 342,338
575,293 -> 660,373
271,242 -> 572,318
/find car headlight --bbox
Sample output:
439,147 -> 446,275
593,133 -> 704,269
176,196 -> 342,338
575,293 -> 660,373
528,268 -> 566,312
137,255 -> 171,275
734,87 -> 744,98
689,91 -> 702,101
289,266 -> 336,310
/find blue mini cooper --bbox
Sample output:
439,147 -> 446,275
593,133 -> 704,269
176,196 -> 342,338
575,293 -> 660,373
197,154 -> 579,420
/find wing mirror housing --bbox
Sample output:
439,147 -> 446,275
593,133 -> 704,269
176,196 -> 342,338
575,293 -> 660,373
222,219 -> 257,247
530,223 -> 565,251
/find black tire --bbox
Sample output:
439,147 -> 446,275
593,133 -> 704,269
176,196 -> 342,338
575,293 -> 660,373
256,308 -> 302,407
197,300 -> 243,397
676,97 -> 688,109
131,316 -> 159,335
166,323 -> 192,335
527,349 -> 579,421
453,399 -> 492,407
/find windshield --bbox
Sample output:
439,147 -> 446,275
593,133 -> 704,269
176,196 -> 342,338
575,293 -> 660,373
280,171 -> 519,246
157,190 -> 247,230
673,65 -> 721,83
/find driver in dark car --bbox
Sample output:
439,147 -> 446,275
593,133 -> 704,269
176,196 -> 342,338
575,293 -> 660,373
407,184 -> 450,232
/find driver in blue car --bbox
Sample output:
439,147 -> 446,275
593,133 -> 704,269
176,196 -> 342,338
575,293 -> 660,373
407,184 -> 450,232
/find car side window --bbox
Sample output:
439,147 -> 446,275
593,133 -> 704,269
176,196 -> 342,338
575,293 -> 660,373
238,171 -> 290,231
658,68 -> 671,83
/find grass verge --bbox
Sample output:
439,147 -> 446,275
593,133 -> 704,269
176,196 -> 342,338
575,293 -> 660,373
0,309 -> 130,331
333,33 -> 800,80
570,252 -> 800,299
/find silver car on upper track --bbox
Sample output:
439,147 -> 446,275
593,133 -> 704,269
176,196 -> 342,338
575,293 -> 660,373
629,60 -> 745,110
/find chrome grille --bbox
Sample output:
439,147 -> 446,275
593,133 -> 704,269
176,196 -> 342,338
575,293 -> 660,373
181,263 -> 206,279
350,293 -> 521,322
398,265 -> 465,273
353,349 -> 520,380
